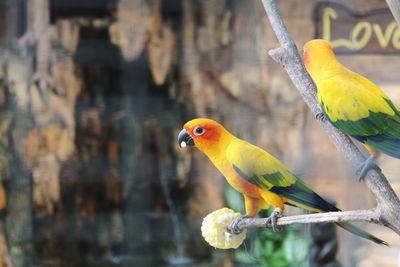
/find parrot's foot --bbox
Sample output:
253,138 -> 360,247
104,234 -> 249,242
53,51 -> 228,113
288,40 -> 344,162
229,215 -> 252,235
265,208 -> 283,232
315,112 -> 327,122
356,155 -> 381,182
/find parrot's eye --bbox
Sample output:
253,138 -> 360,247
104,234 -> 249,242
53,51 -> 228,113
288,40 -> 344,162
193,126 -> 206,136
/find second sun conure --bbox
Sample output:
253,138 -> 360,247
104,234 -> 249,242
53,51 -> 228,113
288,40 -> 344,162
178,118 -> 387,245
304,39 -> 400,181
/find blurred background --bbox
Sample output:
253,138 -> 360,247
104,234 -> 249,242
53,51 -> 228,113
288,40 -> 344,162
0,0 -> 399,266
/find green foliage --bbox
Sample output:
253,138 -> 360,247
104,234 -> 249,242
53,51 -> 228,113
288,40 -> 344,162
224,185 -> 311,267
224,184 -> 245,214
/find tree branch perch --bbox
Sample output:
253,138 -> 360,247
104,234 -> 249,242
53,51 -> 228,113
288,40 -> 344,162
231,209 -> 380,231
229,0 -> 400,235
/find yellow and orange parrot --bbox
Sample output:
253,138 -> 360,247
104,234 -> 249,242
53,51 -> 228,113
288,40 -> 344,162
304,39 -> 400,181
178,118 -> 386,244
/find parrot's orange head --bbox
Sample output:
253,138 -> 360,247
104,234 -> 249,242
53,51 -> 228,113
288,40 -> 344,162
303,39 -> 337,78
178,118 -> 233,153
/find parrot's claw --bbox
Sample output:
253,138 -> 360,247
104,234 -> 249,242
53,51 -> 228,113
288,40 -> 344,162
229,215 -> 252,235
356,155 -> 380,182
265,209 -> 282,232
315,112 -> 327,122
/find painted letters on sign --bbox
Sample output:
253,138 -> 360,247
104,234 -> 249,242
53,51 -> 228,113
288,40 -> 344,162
314,2 -> 400,54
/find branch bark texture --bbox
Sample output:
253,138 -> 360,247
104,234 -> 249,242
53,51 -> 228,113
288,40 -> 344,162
230,0 -> 400,235
232,210 -> 380,230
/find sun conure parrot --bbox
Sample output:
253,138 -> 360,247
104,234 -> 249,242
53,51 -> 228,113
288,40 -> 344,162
304,39 -> 400,181
178,118 -> 387,245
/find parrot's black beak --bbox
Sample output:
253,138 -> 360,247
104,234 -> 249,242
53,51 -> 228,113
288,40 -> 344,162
178,129 -> 194,148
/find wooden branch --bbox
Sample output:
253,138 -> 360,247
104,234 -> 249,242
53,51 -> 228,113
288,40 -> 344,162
233,0 -> 400,235
386,0 -> 400,26
230,209 -> 381,232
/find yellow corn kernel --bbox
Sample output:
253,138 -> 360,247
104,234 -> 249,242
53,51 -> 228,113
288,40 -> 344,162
201,208 -> 247,249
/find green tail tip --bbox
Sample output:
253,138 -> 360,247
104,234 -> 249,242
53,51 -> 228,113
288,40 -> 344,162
336,222 -> 388,246
375,238 -> 389,247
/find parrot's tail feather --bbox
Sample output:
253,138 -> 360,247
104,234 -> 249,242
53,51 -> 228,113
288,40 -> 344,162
272,181 -> 340,213
365,135 -> 400,159
336,222 -> 388,246
359,108 -> 400,158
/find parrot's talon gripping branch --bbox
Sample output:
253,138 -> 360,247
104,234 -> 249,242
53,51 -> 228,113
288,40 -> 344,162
315,112 -> 327,122
265,208 -> 283,232
229,215 -> 252,235
356,155 -> 381,182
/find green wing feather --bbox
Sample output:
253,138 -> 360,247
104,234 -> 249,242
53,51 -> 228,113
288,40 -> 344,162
226,140 -> 338,212
319,75 -> 400,158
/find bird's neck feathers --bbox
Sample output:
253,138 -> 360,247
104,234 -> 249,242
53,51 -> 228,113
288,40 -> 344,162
304,46 -> 342,83
196,128 -> 236,161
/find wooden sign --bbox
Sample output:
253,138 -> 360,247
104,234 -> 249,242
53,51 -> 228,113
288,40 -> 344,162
314,2 -> 400,54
